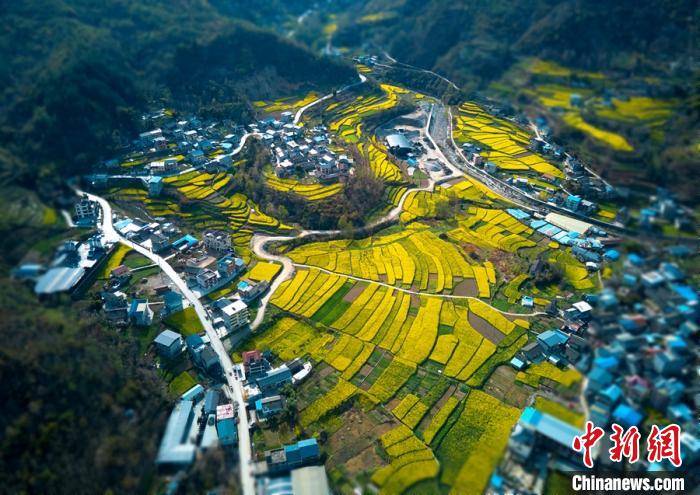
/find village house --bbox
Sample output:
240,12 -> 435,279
203,230 -> 232,252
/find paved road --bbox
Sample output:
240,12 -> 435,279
292,262 -> 547,316
93,132 -> 259,182
82,191 -> 256,495
293,74 -> 367,125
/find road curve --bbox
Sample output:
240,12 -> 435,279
81,190 -> 256,495
294,74 -> 367,124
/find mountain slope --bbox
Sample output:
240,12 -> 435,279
0,0 -> 354,190
335,0 -> 697,89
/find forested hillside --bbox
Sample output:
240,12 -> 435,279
334,0 -> 697,90
0,0 -> 354,191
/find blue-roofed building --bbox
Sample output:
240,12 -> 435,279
668,403 -> 693,426
641,271 -> 665,289
507,208 -> 531,220
572,246 -> 601,263
154,329 -> 183,359
536,329 -> 569,352
204,389 -> 219,415
186,334 -> 204,351
163,290 -> 184,314
666,245 -> 691,258
530,219 -> 547,229
156,400 -> 197,468
626,253 -> 645,267
216,404 -> 238,448
255,365 -> 293,394
129,298 -> 153,326
586,367 -> 613,395
566,194 -> 582,210
660,262 -> 684,282
147,176 -> 164,197
670,284 -> 698,304
114,218 -> 133,231
34,266 -> 86,295
598,384 -> 622,408
622,273 -> 638,287
510,357 -> 526,371
593,355 -> 620,371
653,351 -> 684,377
509,407 -> 584,464
173,234 -> 199,251
266,438 -> 321,475
603,249 -> 620,261
612,404 -> 643,428
599,288 -> 618,309
521,296 -> 534,308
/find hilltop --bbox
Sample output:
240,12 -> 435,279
0,0 -> 355,190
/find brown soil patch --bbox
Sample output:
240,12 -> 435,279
326,408 -> 396,468
453,278 -> 478,297
484,365 -> 532,408
344,445 -> 386,476
343,282 -> 367,302
468,311 -> 506,344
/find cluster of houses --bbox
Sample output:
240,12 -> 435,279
234,349 -> 330,494
256,444 -> 330,495
637,188 -> 695,233
505,208 -> 611,272
253,115 -> 354,182
98,215 -> 267,338
495,245 -> 698,492
100,111 -> 245,178
156,384 -> 239,471
238,349 -> 312,425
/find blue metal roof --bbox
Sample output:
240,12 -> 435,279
604,249 -> 620,261
185,334 -> 204,349
537,329 -> 568,348
520,407 -> 582,448
34,266 -> 85,294
507,208 -> 530,220
216,417 -> 237,445
612,404 -> 643,427
173,234 -> 198,248
114,219 -> 133,230
670,284 -> 698,303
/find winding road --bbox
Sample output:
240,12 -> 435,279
81,191 -> 256,495
81,69 -> 579,492
250,96 -> 548,327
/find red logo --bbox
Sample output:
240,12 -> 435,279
647,424 -> 682,467
573,422 -> 683,468
573,421 -> 605,468
609,423 -> 641,463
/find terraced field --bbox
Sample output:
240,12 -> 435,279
327,83 -> 410,144
453,102 -> 564,179
447,206 -> 537,253
264,171 -> 344,201
286,223 -> 494,295
357,138 -> 403,182
270,266 -> 529,377
252,91 -> 320,114
160,170 -> 291,244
